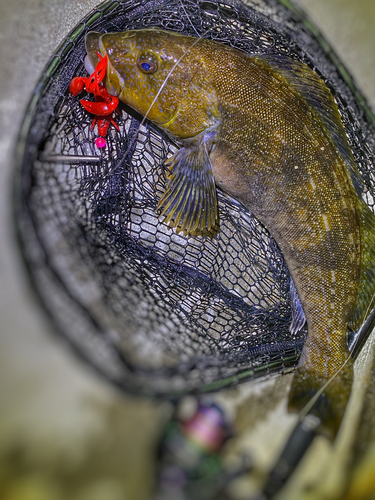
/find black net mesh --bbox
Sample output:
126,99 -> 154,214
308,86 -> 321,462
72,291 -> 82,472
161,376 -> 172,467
14,0 -> 375,396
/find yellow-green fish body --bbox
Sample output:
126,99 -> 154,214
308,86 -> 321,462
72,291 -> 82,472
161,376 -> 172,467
85,29 -> 375,438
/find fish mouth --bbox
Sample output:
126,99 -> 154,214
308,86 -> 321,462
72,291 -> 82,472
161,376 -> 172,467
83,30 -> 175,122
84,31 -> 126,97
84,55 -> 95,75
85,31 -> 136,71
85,31 -> 102,71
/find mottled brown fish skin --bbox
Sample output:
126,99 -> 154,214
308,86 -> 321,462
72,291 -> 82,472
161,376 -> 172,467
85,29 -> 375,439
209,53 -> 361,436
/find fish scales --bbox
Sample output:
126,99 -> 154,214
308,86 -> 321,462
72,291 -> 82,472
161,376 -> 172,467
208,48 -> 361,430
85,29 -> 375,438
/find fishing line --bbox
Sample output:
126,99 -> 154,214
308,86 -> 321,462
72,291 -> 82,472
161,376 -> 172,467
296,353 -> 352,423
296,270 -> 375,422
262,320 -> 375,498
363,296 -> 375,327
118,25 -> 350,435
179,0 -> 201,37
111,28 -> 363,418
350,299 -> 375,359
115,27 -> 212,168
17,4 -> 375,499
296,292 -> 375,422
96,24 -> 373,425
262,349 -> 357,499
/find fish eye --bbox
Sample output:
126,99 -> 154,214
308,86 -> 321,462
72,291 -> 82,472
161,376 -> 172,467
137,58 -> 158,74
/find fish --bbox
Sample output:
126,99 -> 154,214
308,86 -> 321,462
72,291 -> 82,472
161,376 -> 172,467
85,28 -> 375,439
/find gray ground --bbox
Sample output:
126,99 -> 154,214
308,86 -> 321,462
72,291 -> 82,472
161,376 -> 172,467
1,1 -> 375,499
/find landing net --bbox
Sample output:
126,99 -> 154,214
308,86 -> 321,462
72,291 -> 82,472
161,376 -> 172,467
14,0 -> 375,396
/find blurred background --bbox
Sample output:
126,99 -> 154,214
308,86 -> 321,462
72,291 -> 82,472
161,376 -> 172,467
1,1 -> 375,499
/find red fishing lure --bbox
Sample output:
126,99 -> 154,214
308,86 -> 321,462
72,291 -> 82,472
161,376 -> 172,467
69,53 -> 119,137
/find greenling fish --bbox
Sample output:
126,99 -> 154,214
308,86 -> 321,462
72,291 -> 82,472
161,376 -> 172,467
85,29 -> 375,439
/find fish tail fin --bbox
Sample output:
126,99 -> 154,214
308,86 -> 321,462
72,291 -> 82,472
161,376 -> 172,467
350,201 -> 375,330
288,357 -> 353,440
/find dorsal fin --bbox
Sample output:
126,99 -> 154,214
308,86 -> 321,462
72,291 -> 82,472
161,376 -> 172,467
257,54 -> 364,196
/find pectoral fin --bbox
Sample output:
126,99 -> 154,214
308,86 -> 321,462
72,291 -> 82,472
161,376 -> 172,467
157,141 -> 219,237
289,277 -> 306,334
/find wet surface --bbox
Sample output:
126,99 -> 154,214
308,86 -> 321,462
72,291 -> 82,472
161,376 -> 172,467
1,1 -> 375,499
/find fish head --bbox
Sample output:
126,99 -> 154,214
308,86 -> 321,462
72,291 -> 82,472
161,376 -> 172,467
85,29 -> 220,140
